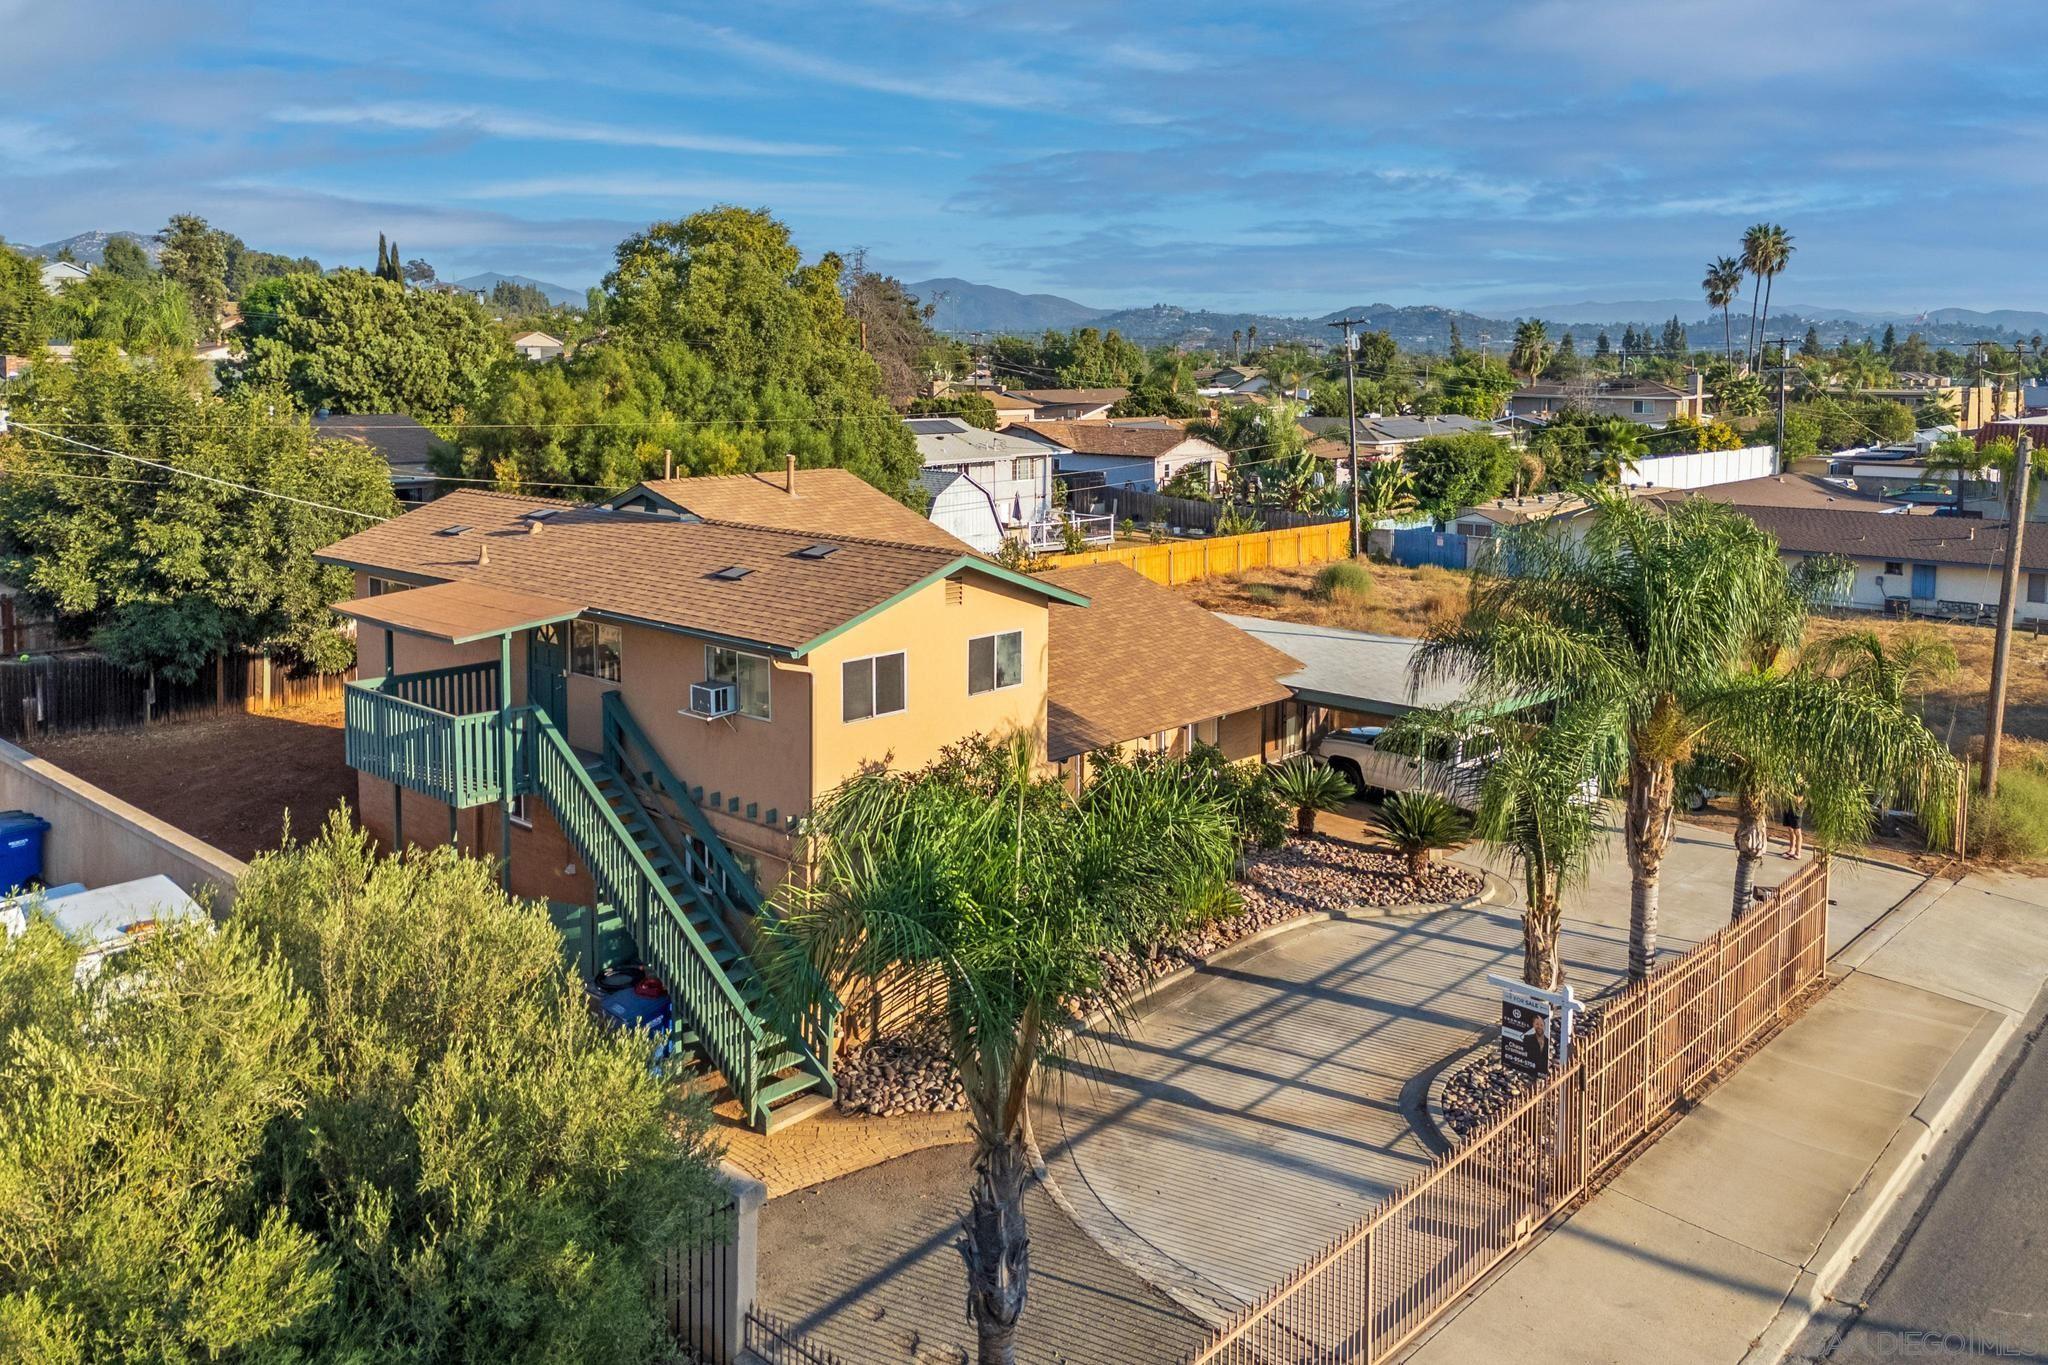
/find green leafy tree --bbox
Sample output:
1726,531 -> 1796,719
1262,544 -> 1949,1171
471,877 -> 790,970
1355,460 -> 1420,525
1404,430 -> 1517,519
462,207 -> 920,501
101,235 -> 154,281
775,733 -> 1237,1365
1509,319 -> 1550,379
1432,353 -> 1516,419
156,214 -> 231,338
0,246 -> 48,356
231,269 -> 509,420
0,818 -> 724,1362
910,392 -> 999,429
43,272 -> 199,356
0,346 -> 399,677
1419,492 -> 1806,979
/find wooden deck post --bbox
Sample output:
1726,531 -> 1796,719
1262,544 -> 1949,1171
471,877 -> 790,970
498,633 -> 514,892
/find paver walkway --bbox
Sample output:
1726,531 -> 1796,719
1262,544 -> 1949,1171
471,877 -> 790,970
758,1143 -> 1207,1364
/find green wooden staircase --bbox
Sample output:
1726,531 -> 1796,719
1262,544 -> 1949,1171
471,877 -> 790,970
521,704 -> 836,1131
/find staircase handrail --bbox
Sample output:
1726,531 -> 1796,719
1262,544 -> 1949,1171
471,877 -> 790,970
519,707 -> 765,1097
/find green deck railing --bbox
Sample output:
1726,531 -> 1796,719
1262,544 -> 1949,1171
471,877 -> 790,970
387,659 -> 500,716
602,692 -> 839,1085
344,677 -> 509,808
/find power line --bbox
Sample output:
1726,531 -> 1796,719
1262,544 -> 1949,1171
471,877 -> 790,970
5,422 -> 390,522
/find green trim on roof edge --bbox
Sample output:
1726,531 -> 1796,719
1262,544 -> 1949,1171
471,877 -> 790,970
793,556 -> 1089,658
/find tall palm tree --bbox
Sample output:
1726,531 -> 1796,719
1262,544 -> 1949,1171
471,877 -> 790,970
772,732 -> 1237,1365
1703,256 -> 1743,361
1749,224 -> 1795,368
1741,224 -> 1771,368
1416,493 -> 1795,979
1231,328 -> 1243,359
1246,323 -> 1258,355
1703,664 -> 1957,919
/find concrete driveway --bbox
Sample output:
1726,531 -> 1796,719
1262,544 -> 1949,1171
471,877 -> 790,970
1037,819 -> 1927,1318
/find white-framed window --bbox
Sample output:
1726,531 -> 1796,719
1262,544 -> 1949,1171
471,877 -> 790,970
705,646 -> 772,720
571,621 -> 622,681
843,652 -> 907,722
1631,400 -> 1648,414
2030,573 -> 2047,606
968,631 -> 1023,695
509,792 -> 533,828
366,575 -> 407,596
1010,457 -> 1039,482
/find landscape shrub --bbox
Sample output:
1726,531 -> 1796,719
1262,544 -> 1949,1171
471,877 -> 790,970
0,814 -> 722,1364
1969,750 -> 2048,863
1314,560 -> 1373,602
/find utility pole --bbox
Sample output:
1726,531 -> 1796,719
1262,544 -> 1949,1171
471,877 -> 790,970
1983,430 -> 2035,797
1757,337 -> 1795,472
1328,316 -> 1367,558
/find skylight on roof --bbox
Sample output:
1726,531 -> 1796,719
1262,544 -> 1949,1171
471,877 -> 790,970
709,565 -> 753,581
794,543 -> 840,560
520,508 -> 561,522
435,524 -> 473,537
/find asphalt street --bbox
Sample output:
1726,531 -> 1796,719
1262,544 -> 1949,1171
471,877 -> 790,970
1820,1008 -> 2048,1364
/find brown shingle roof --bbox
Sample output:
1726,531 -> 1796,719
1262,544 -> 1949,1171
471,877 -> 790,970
1041,562 -> 1299,760
336,580 -> 583,644
313,413 -> 443,474
1012,388 -> 1129,407
320,488 -> 992,655
1657,474 -> 1932,514
631,468 -> 977,553
1733,505 -> 2048,571
1019,420 -> 1222,460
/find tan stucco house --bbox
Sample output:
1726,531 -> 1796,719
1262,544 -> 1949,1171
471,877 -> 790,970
318,462 -> 1298,1127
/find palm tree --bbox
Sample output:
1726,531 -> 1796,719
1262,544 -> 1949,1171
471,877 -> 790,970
1915,390 -> 1961,429
1587,417 -> 1648,483
1703,663 -> 1957,918
1231,328 -> 1243,359
1246,324 -> 1258,355
1416,492 -> 1797,980
1373,791 -> 1471,875
1514,449 -> 1547,498
1268,755 -> 1354,835
1747,224 -> 1795,368
1510,319 -> 1551,379
773,733 -> 1237,1364
1806,628 -> 1959,707
1703,256 -> 1743,361
1472,714 -> 1613,987
1741,224 -> 1770,367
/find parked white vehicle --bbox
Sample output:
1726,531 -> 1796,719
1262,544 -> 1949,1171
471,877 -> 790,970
1313,725 -> 1492,810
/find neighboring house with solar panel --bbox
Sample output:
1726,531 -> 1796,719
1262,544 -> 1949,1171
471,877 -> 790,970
318,458 -> 1301,1129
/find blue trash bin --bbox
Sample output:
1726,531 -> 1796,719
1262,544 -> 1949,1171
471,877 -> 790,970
0,812 -> 50,892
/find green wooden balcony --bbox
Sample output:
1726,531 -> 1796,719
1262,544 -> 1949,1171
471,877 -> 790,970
344,662 -> 513,808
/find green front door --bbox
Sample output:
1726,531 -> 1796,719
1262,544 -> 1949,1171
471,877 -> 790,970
527,624 -> 569,727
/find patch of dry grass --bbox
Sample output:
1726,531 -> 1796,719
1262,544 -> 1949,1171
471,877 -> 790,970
1177,558 -> 1470,637
1801,612 -> 2044,749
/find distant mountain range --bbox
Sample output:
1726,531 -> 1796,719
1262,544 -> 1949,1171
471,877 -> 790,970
453,273 -> 584,308
907,278 -> 2048,353
17,229 -> 159,266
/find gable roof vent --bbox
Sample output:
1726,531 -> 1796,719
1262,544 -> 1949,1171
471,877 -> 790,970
794,542 -> 840,560
709,565 -> 754,582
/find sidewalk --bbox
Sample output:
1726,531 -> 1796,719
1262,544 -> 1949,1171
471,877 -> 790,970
1403,870 -> 2048,1365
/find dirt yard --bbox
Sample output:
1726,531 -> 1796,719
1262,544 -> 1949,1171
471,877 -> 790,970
26,695 -> 356,862
1177,558 -> 1471,636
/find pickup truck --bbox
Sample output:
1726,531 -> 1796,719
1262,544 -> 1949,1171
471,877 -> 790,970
1313,725 -> 1489,810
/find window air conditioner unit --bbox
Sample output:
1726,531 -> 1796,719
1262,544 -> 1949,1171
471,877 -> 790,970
688,682 -> 737,719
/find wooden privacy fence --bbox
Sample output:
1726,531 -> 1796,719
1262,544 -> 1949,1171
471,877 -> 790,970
1052,520 -> 1354,588
1186,859 -> 1831,1365
0,651 -> 349,742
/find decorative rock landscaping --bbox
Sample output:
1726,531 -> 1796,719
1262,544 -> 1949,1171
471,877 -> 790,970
1441,1003 -> 1606,1142
836,835 -> 1484,1117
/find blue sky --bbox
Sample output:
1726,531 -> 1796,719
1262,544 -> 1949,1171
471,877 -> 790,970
4,0 -> 2043,315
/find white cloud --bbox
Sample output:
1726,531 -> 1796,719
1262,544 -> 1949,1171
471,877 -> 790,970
270,102 -> 840,157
